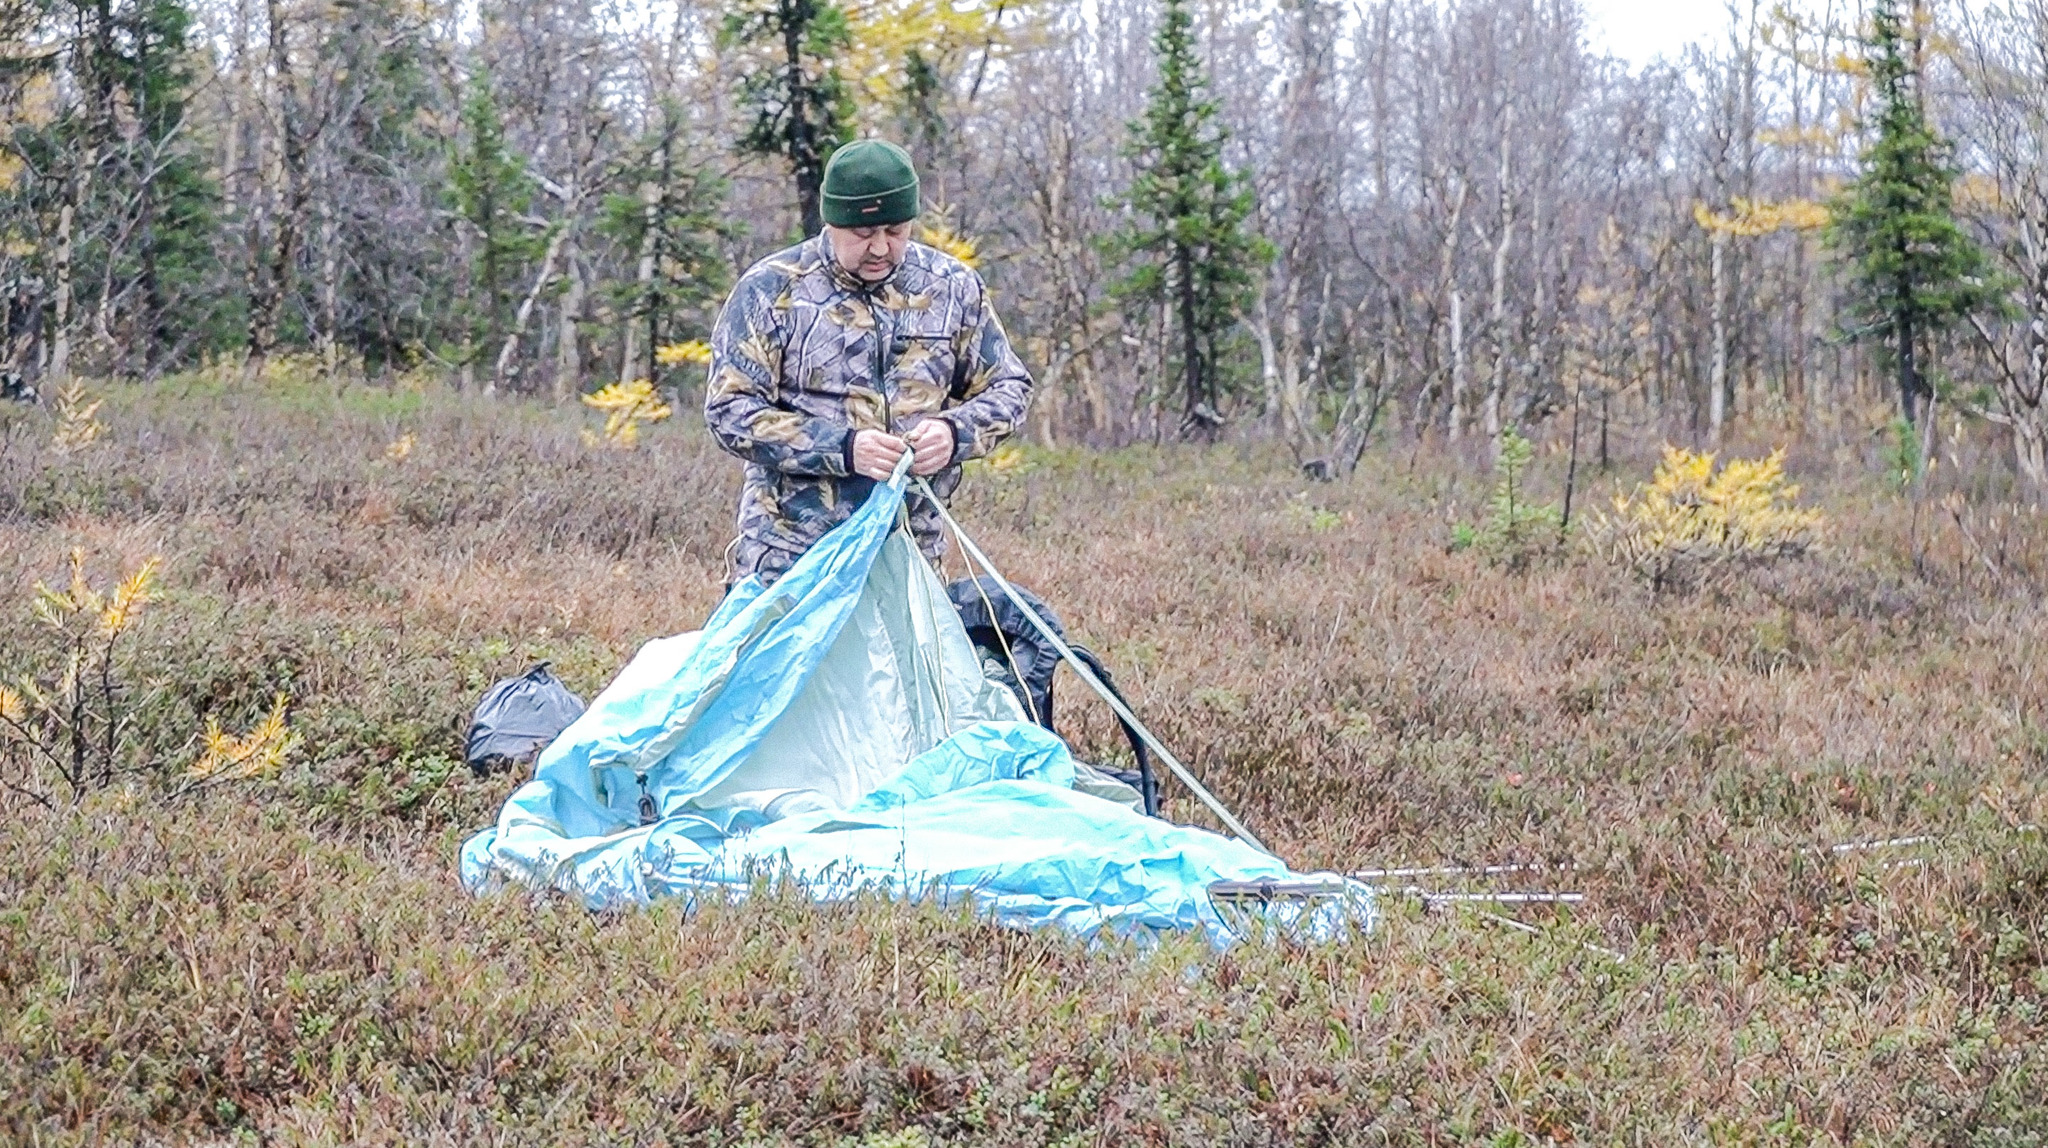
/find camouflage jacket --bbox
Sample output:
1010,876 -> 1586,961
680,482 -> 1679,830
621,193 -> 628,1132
705,234 -> 1033,583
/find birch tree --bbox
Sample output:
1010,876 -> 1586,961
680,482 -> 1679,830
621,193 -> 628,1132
1955,0 -> 2048,485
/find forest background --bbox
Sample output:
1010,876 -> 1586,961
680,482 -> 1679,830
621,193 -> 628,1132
3,0 -> 2047,482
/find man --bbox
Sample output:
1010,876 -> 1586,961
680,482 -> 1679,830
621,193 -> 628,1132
705,139 -> 1033,586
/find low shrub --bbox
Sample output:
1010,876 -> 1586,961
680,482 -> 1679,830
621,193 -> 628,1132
0,377 -> 2044,1143
1450,429 -> 1562,569
1585,445 -> 1824,589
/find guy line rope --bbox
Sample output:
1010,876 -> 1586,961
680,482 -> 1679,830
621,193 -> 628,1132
911,477 -> 1640,956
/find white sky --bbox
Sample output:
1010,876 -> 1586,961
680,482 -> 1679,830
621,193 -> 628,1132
1580,0 -> 1733,66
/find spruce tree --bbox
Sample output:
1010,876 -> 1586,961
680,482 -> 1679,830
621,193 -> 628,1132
897,51 -> 946,164
448,72 -> 541,377
120,0 -> 217,372
1106,0 -> 1267,438
720,0 -> 855,237
1826,0 -> 2005,427
0,0 -> 217,377
599,101 -> 735,385
319,0 -> 441,373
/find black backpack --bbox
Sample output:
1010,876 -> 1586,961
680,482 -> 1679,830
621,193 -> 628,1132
465,662 -> 587,778
946,577 -> 1159,816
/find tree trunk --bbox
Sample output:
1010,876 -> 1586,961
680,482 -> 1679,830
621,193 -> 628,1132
785,0 -> 822,236
51,200 -> 75,388
455,211 -> 475,391
555,239 -> 583,402
1033,351 -> 1065,446
1154,300 -> 1170,443
2021,218 -> 2048,485
618,179 -> 660,385
139,158 -> 164,378
1709,229 -> 1728,440
1793,228 -> 1810,425
1279,277 -> 1307,445
245,0 -> 305,381
1176,242 -> 1204,437
1253,281 -> 1282,427
1484,104 -> 1514,449
1790,69 -> 1811,426
1251,275 -> 1307,449
645,128 -> 675,387
1898,301 -> 1918,427
91,216 -> 118,356
1436,178 -> 1467,441
1447,286 -> 1465,442
496,227 -> 567,392
478,190 -> 499,389
318,192 -> 339,377
224,0 -> 250,223
1080,350 -> 1109,441
2015,415 -> 2048,487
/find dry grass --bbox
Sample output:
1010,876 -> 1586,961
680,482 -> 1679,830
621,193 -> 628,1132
1,377 -> 2045,1145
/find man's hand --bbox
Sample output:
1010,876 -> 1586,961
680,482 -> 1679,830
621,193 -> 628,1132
904,418 -> 955,477
850,430 -> 909,480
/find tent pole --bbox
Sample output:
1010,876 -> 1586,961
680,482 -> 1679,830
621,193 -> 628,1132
913,478 -> 1273,856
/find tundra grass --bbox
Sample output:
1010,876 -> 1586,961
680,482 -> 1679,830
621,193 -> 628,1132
1,379 -> 2045,1145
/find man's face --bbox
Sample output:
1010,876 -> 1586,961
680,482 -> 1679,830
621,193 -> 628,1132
825,221 -> 914,282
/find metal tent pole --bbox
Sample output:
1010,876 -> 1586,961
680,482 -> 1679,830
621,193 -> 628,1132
913,478 -> 1272,856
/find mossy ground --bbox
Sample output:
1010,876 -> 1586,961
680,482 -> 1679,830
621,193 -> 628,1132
2,379 -> 2045,1145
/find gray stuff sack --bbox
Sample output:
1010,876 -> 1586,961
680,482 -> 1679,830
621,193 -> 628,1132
465,662 -> 586,777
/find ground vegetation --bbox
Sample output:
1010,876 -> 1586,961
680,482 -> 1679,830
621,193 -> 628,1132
3,378 -> 2046,1143
7,0 -> 2048,1141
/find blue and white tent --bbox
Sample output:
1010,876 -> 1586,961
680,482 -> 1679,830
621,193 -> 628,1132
460,464 -> 1371,942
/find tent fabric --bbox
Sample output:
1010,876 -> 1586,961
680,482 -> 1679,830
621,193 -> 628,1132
459,466 -> 1373,943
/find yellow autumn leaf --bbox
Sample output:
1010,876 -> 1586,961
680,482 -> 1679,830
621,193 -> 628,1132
50,381 -> 107,454
33,547 -> 100,625
581,380 -> 672,450
655,340 -> 712,367
920,221 -> 980,269
189,693 -> 299,780
840,0 -> 1051,114
1695,197 -> 1830,238
1587,446 -> 1823,580
98,556 -> 162,638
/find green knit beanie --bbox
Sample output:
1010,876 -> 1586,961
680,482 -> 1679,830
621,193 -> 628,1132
821,140 -> 920,228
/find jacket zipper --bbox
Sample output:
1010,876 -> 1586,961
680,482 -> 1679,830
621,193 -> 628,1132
869,290 -> 894,432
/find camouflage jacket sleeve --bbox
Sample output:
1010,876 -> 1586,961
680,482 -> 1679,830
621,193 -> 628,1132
936,278 -> 1034,464
703,271 -> 852,478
